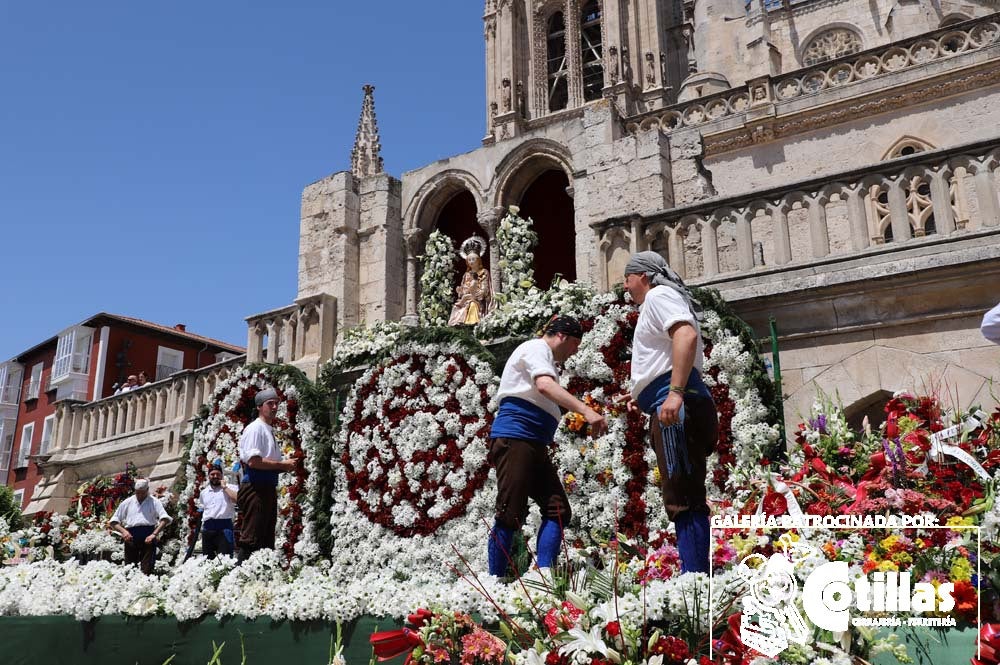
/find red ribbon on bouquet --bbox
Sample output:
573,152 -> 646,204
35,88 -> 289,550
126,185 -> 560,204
370,628 -> 424,662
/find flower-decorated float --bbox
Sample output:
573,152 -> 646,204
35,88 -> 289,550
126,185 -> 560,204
0,209 -> 995,665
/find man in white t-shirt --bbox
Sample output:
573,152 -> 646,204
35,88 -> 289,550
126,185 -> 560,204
236,386 -> 297,562
624,251 -> 718,574
983,302 -> 1000,344
487,315 -> 607,577
109,478 -> 172,574
198,466 -> 238,559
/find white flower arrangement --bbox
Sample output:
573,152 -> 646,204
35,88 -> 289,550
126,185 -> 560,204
418,230 -> 457,326
179,365 -> 321,564
495,206 -> 538,298
330,341 -> 498,586
329,320 -> 404,371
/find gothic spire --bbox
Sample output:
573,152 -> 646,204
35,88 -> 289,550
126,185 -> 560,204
350,84 -> 384,179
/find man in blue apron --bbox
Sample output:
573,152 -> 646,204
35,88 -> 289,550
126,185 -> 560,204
624,251 -> 718,573
109,478 -> 173,574
488,315 -> 607,577
199,465 -> 238,558
236,387 -> 297,562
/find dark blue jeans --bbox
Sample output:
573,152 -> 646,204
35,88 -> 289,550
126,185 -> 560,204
202,518 -> 234,559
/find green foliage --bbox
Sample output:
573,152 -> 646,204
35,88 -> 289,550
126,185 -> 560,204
691,286 -> 784,461
495,207 -> 538,298
0,484 -> 23,531
418,230 -> 457,327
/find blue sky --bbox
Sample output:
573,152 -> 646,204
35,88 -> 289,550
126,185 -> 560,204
0,1 -> 484,357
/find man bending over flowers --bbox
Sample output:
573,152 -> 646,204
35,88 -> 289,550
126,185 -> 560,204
488,315 -> 607,577
624,251 -> 718,573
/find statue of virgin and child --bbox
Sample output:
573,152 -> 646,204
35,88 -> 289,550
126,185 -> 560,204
447,235 -> 496,326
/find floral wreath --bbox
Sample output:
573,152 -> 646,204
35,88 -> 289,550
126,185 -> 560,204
180,366 -> 321,563
329,341 -> 498,581
556,294 -> 777,541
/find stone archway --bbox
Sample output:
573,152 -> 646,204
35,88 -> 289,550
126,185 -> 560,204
435,190 -> 490,284
518,169 -> 576,287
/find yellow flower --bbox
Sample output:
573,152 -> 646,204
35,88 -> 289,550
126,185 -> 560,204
891,552 -> 912,566
946,516 -> 975,528
653,467 -> 661,484
880,535 -> 899,550
950,558 -> 973,582
877,560 -> 899,572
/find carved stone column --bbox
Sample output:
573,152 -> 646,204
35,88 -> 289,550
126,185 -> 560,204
404,230 -> 427,320
668,226 -> 688,279
565,0 -> 583,108
972,160 -> 1000,227
265,320 -> 279,364
700,219 -> 720,277
807,193 -> 831,258
770,202 -> 792,265
843,186 -> 870,252
734,209 -> 755,271
477,206 -> 505,294
928,167 -> 956,235
531,7 -> 549,118
886,178 -> 912,242
628,215 -> 644,254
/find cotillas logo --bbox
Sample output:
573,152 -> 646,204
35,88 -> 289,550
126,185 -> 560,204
734,547 -> 957,658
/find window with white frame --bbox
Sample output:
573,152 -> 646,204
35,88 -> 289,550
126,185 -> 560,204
12,488 -> 24,510
26,363 -> 43,401
52,328 -> 93,381
155,346 -> 185,381
40,415 -> 55,455
15,423 -> 34,469
0,364 -> 22,405
0,421 -> 14,480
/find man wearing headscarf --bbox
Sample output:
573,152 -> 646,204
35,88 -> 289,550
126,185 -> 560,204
236,386 -> 298,562
487,315 -> 607,577
109,478 -> 172,574
624,251 -> 718,573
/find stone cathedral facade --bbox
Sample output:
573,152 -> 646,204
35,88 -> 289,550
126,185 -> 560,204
254,0 -> 1000,430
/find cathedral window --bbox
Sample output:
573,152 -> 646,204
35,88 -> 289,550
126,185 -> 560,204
581,0 -> 604,102
801,28 -> 863,67
547,12 -> 569,112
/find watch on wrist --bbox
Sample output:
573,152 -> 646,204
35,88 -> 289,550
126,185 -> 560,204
669,385 -> 686,394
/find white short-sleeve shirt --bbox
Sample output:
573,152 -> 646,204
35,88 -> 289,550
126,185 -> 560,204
983,303 -> 1000,344
238,419 -> 280,463
198,483 -> 239,520
109,495 -> 172,528
630,285 -> 704,399
495,338 -> 562,422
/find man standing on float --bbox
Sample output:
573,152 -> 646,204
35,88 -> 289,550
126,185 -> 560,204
624,251 -> 718,573
488,315 -> 607,576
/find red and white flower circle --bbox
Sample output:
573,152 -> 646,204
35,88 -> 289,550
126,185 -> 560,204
339,343 -> 497,537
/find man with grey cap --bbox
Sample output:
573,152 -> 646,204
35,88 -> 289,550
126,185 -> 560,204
109,478 -> 172,574
236,386 -> 297,561
624,251 -> 717,574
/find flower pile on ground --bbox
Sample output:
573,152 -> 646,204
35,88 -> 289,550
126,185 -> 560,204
179,364 -> 325,564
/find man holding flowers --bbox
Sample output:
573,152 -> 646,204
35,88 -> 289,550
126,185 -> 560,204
487,315 -> 607,576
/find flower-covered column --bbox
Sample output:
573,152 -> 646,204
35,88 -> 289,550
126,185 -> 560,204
477,206 -> 504,295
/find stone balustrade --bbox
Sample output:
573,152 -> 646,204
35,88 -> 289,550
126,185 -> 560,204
625,13 -> 1000,135
25,356 -> 244,514
595,138 -> 1000,287
245,293 -> 337,377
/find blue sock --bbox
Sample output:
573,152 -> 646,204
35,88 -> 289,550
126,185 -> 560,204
488,521 -> 514,577
676,511 -> 710,573
536,518 -> 562,568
